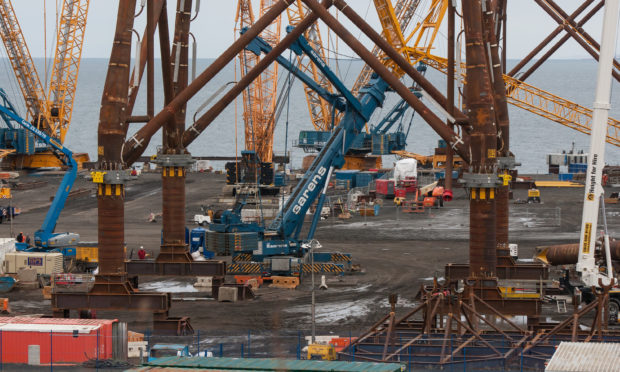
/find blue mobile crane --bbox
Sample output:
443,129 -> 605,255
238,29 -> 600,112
0,89 -> 79,252
208,30 -> 391,273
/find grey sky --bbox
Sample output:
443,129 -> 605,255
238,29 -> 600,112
7,0 -> 620,60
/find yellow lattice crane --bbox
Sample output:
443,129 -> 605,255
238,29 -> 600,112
0,0 -> 90,168
0,0 -> 47,124
351,0 -> 431,97
374,1 -> 620,149
286,0 -> 335,132
235,0 -> 281,163
420,55 -> 620,148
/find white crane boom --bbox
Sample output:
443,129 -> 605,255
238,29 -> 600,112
576,0 -> 620,287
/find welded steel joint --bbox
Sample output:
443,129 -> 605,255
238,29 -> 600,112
459,173 -> 502,189
151,153 -> 195,168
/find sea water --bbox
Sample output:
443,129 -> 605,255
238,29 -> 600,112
0,58 -> 617,173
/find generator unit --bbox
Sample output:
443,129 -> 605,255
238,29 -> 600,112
3,252 -> 63,275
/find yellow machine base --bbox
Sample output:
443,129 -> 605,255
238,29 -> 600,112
342,155 -> 382,170
5,152 -> 90,170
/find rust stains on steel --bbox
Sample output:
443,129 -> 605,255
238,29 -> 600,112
300,0 -> 470,164
539,241 -> 620,266
98,0 -> 136,166
485,0 -> 510,249
444,1 -> 455,191
160,166 -> 191,262
168,0 -> 193,152
126,0 -> 165,130
146,0 -> 155,118
180,0 -> 333,148
159,0 -> 193,263
158,1 -> 176,136
96,0 -> 136,280
462,0 -> 497,278
122,0 -> 293,166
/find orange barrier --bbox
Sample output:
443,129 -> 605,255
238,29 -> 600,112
234,275 -> 263,286
270,276 -> 300,289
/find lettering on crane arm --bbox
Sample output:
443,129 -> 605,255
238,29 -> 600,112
583,222 -> 592,254
292,166 -> 327,215
587,154 -> 597,201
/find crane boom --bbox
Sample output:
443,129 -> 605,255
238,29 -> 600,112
575,0 -> 619,287
0,89 -> 77,248
351,0 -> 426,97
235,0 -> 281,163
0,0 -> 47,123
286,0 -> 335,132
46,0 -> 90,143
422,55 -> 620,148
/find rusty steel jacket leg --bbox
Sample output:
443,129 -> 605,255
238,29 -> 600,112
180,0 -> 333,148
461,0 -> 498,279
122,0 -> 293,165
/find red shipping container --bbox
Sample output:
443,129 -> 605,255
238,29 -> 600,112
0,317 -> 116,364
375,179 -> 395,197
394,188 -> 407,198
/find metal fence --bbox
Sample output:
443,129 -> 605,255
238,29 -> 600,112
0,328 -> 561,371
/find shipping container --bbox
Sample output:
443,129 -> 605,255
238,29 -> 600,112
375,179 -> 395,198
334,170 -> 359,185
434,170 -> 459,180
0,317 -> 118,364
568,163 -> 588,173
355,171 -> 378,188
559,173 -> 574,181
335,179 -> 352,190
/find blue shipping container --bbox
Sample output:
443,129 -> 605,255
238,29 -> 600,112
274,172 -> 285,187
334,170 -> 359,187
355,171 -> 377,188
568,163 -> 587,173
559,173 -> 574,181
434,170 -> 459,180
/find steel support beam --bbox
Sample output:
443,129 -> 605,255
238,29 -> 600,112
122,0 -> 293,165
329,0 -> 467,124
180,0 -> 333,148
52,291 -> 170,313
125,259 -> 227,277
444,1 -> 455,191
96,0 -> 135,280
507,0 -> 594,78
485,0 -> 511,251
159,0 -> 194,264
510,2 -> 603,84
462,0 -> 498,278
300,0 -> 471,164
126,0 -> 165,129
533,0 -> 620,82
